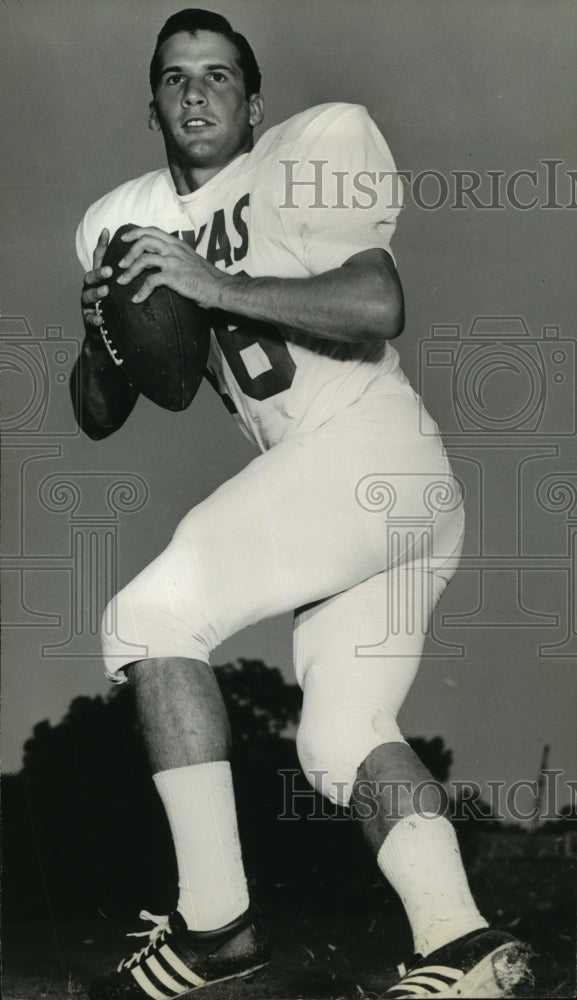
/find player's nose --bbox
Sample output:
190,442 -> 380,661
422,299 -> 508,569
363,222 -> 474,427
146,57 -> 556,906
182,79 -> 208,106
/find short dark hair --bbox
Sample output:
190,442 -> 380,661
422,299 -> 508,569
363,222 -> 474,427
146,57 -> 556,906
149,8 -> 261,97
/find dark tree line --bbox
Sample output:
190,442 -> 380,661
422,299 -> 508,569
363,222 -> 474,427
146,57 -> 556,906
3,659 -> 456,920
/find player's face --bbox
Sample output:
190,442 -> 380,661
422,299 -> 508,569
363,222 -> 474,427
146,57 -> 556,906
150,30 -> 264,192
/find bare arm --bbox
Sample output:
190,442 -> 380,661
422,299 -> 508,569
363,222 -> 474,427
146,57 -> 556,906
116,229 -> 405,343
72,227 -> 404,439
216,248 -> 404,342
71,229 -> 140,440
70,328 -> 140,440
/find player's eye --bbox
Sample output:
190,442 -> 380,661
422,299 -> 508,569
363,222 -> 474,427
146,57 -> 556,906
165,73 -> 185,85
207,71 -> 227,83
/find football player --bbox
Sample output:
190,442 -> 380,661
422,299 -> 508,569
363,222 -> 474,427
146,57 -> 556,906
74,9 -> 531,999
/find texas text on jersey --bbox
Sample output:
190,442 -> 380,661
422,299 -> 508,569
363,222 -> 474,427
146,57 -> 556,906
77,103 -> 405,450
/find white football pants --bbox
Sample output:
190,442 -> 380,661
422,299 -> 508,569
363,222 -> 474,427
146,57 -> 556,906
101,375 -> 465,804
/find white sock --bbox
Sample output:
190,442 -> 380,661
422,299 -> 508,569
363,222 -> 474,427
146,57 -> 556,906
377,812 -> 488,957
153,761 -> 250,931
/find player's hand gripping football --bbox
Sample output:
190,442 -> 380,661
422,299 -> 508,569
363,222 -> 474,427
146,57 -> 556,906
116,226 -> 224,310
81,228 -> 113,331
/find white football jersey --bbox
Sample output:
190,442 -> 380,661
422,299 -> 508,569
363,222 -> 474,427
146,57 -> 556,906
77,103 -> 404,450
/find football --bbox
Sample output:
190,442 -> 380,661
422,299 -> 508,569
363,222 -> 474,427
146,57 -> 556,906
97,224 -> 211,411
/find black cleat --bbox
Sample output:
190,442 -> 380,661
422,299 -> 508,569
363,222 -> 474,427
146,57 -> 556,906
88,908 -> 270,999
384,928 -> 533,998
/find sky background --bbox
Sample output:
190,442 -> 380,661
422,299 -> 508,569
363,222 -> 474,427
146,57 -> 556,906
2,0 -> 576,817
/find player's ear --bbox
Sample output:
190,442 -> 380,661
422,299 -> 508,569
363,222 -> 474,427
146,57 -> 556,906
148,101 -> 161,132
248,93 -> 264,128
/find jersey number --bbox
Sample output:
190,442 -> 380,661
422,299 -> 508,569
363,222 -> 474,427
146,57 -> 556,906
211,311 -> 296,402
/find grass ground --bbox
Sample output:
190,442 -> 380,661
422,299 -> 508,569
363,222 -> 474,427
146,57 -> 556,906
3,857 -> 575,999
